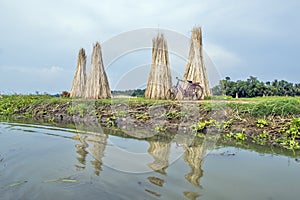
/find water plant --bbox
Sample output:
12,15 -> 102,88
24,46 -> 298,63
165,111 -> 182,120
106,115 -> 116,127
116,111 -> 127,117
252,130 -> 269,145
135,113 -> 150,121
224,129 -> 247,141
278,117 -> 300,149
222,119 -> 233,130
67,103 -> 95,117
234,132 -> 247,141
154,125 -> 167,133
192,119 -> 220,132
256,118 -> 268,128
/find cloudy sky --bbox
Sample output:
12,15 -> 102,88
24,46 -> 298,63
0,0 -> 299,94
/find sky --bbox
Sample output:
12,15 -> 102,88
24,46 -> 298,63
0,0 -> 299,94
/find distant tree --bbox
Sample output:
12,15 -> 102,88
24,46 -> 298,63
295,84 -> 300,96
132,89 -> 145,97
212,76 -> 299,98
211,85 -> 223,96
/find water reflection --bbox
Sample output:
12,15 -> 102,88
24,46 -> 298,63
73,125 -> 108,176
145,189 -> 162,198
147,140 -> 171,174
74,136 -> 88,170
1,122 -> 300,200
88,132 -> 108,176
147,176 -> 165,187
73,126 -> 204,198
183,144 -> 204,188
183,191 -> 201,200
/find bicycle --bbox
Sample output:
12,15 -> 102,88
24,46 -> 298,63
167,77 -> 204,100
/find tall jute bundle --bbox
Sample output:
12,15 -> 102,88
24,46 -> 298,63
183,27 -> 211,98
145,34 -> 172,99
70,48 -> 87,98
85,42 -> 111,99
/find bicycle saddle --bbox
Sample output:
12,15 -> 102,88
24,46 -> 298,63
187,80 -> 193,83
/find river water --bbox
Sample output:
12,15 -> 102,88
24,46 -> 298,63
0,121 -> 299,200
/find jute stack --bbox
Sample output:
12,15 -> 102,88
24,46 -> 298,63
70,48 -> 87,98
85,42 -> 111,99
183,27 -> 211,98
145,34 -> 172,99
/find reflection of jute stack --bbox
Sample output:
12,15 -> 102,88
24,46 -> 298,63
74,134 -> 88,169
183,191 -> 200,200
85,42 -> 112,99
88,133 -> 108,176
147,141 -> 171,174
183,145 -> 205,188
70,48 -> 87,98
145,34 -> 172,99
183,27 -> 211,98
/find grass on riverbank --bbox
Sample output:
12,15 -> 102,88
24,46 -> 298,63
1,94 -> 300,150
1,95 -> 300,117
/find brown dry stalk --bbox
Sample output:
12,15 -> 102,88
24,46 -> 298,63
145,34 -> 172,99
70,48 -> 87,98
183,27 -> 211,99
85,42 -> 112,99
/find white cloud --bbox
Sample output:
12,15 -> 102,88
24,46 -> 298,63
0,0 -> 299,93
41,66 -> 63,74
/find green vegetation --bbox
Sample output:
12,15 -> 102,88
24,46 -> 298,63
111,89 -> 145,97
192,119 -> 221,132
135,113 -> 150,120
106,116 -> 116,127
252,130 -> 270,145
198,97 -> 300,118
256,118 -> 268,128
213,76 -> 300,97
1,94 -> 300,150
1,95 -> 300,119
67,103 -> 94,117
0,95 -> 49,115
154,125 -> 167,133
277,117 -> 300,149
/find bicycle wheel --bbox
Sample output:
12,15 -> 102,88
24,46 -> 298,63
166,87 -> 176,100
192,85 -> 203,100
187,85 -> 203,100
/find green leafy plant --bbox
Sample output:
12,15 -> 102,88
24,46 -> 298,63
256,118 -> 268,128
278,117 -> 300,149
192,119 -> 220,132
234,132 -> 247,141
224,129 -> 247,141
106,115 -> 116,127
225,132 -> 234,138
222,119 -> 233,130
252,130 -> 269,145
116,111 -> 127,117
154,125 -> 167,133
135,113 -> 150,120
165,111 -> 181,120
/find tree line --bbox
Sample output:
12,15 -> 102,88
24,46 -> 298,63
212,76 -> 300,98
111,89 -> 145,97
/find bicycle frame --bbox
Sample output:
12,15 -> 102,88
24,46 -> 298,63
174,77 -> 195,96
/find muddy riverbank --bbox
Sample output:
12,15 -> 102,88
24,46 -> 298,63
1,95 -> 300,150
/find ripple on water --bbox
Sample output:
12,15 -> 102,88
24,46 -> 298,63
0,121 -> 300,200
